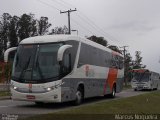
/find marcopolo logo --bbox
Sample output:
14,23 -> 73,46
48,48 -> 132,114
28,83 -> 32,93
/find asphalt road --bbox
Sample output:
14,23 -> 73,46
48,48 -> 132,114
0,88 -> 155,118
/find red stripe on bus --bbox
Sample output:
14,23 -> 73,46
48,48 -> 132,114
103,68 -> 118,95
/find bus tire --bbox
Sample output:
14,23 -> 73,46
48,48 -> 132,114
156,84 -> 158,90
150,85 -> 153,91
110,84 -> 116,98
74,87 -> 83,105
134,89 -> 137,91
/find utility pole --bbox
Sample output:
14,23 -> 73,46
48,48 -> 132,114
120,46 -> 128,59
120,46 -> 129,86
60,8 -> 77,34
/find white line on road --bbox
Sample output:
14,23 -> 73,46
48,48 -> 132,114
0,105 -> 16,108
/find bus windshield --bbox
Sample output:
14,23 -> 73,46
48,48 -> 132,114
12,43 -> 63,83
133,72 -> 150,82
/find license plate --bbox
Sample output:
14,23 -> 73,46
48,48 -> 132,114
26,95 -> 35,100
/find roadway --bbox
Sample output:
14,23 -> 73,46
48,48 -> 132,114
0,88 -> 157,119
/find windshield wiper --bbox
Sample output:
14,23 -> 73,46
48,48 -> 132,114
36,59 -> 44,80
19,56 -> 31,80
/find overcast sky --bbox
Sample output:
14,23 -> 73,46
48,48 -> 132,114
1,0 -> 160,72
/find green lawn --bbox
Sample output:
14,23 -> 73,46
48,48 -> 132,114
0,91 -> 10,97
123,84 -> 132,90
22,91 -> 160,120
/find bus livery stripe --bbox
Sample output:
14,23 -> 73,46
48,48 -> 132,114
103,68 -> 118,95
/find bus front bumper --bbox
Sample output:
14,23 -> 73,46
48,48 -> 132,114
10,88 -> 62,103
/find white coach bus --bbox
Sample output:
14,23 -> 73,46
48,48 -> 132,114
4,35 -> 124,105
131,69 -> 159,91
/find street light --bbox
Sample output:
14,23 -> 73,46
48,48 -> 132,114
71,30 -> 78,36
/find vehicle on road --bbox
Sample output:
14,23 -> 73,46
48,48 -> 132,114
131,69 -> 159,91
4,35 -> 124,105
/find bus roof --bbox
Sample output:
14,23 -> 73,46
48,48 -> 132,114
19,35 -> 122,57
20,35 -> 77,44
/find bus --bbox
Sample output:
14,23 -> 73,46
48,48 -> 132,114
4,35 -> 124,105
131,69 -> 159,91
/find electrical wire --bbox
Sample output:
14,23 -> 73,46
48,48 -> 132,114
36,0 -> 122,44
57,0 -> 121,43
37,0 -> 60,11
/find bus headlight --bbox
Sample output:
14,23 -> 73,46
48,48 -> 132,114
47,87 -> 52,91
46,82 -> 64,92
13,86 -> 18,90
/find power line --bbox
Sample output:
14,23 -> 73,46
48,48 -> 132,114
75,13 -> 119,43
60,8 -> 77,34
37,0 -> 60,11
37,0 -> 123,44
50,0 -> 70,9
58,0 -> 75,9
71,18 -> 95,35
57,0 -> 121,43
37,0 -> 113,38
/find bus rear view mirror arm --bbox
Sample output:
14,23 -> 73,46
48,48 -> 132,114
57,45 -> 72,62
4,47 -> 17,62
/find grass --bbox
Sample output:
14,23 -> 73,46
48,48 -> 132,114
0,91 -> 10,97
123,84 -> 132,90
22,91 -> 160,120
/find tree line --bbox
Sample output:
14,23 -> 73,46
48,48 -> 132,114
0,13 -> 69,60
0,13 -> 124,60
87,35 -> 145,84
0,12 -> 145,84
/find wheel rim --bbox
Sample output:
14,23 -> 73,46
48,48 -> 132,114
112,87 -> 115,97
76,91 -> 82,104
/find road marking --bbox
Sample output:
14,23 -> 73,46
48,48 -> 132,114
0,105 -> 16,108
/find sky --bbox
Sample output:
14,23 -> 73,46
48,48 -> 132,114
1,0 -> 160,72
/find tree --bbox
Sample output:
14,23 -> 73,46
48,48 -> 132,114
0,13 -> 12,60
124,53 -> 133,83
87,35 -> 108,46
8,16 -> 19,47
0,12 -> 65,60
50,25 -> 68,34
18,13 -> 37,41
133,51 -> 145,69
38,17 -> 51,35
108,45 -> 122,54
0,21 -> 3,60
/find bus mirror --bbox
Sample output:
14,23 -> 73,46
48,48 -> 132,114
57,45 -> 72,62
4,47 -> 17,62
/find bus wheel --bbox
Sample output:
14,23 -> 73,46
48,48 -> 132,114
74,87 -> 83,105
150,85 -> 153,91
110,84 -> 116,98
156,84 -> 158,90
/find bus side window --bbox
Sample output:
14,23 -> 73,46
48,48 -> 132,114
111,55 -> 118,68
118,56 -> 124,69
8,50 -> 17,63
